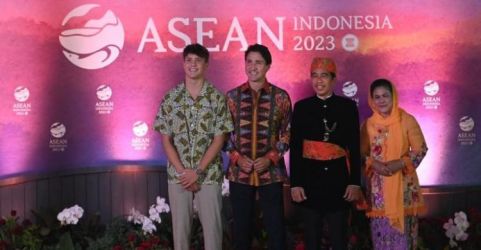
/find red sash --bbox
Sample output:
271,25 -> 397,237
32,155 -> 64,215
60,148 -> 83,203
302,140 -> 347,161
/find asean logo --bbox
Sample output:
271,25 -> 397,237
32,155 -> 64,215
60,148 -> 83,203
96,85 -> 113,101
459,116 -> 475,132
14,86 -> 30,102
133,121 -> 149,137
423,80 -> 440,96
50,122 -> 67,138
342,81 -> 358,97
59,4 -> 124,70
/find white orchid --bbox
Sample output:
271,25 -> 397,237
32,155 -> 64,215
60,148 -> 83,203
155,196 -> 170,213
454,211 -> 470,231
127,208 -> 145,225
148,196 -> 170,223
57,205 -> 84,225
57,209 -> 72,225
141,217 -> 157,235
149,205 -> 161,223
127,196 -> 170,234
444,211 -> 470,248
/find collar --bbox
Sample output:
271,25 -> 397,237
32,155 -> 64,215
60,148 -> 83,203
181,81 -> 209,98
240,80 -> 272,94
316,93 -> 333,100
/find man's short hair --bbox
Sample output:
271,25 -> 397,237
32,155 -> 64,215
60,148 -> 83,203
183,43 -> 209,62
245,44 -> 272,65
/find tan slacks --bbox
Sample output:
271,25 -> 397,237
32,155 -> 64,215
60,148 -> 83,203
168,183 -> 222,250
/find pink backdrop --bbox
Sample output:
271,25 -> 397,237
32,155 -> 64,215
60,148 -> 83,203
1,0 -> 480,186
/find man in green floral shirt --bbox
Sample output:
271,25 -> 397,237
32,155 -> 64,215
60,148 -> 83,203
154,44 -> 233,250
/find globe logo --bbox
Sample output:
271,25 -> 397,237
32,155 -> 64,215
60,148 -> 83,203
14,86 -> 30,102
59,4 -> 124,70
96,84 -> 113,101
133,121 -> 149,137
459,116 -> 475,132
342,34 -> 359,52
342,81 -> 358,97
423,80 -> 439,96
50,122 -> 67,138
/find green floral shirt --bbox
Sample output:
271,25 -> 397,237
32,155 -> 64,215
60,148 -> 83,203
154,82 -> 234,184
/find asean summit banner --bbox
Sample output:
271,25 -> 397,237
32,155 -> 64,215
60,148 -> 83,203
0,0 -> 480,186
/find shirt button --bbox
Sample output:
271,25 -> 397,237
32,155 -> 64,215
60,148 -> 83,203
323,105 -> 327,108
324,167 -> 328,171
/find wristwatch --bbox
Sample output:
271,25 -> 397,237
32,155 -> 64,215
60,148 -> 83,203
195,168 -> 206,180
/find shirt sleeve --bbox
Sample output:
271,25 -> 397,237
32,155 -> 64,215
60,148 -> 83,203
289,102 -> 304,187
154,98 -> 172,135
404,114 -> 428,169
360,121 -> 370,160
277,92 -> 292,155
346,101 -> 361,186
267,92 -> 292,165
214,94 -> 234,136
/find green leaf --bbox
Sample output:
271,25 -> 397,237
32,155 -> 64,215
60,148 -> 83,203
57,232 -> 75,250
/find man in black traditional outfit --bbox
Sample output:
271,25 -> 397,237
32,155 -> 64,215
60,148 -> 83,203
289,57 -> 362,250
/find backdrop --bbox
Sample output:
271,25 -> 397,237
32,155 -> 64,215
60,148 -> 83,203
1,0 -> 480,186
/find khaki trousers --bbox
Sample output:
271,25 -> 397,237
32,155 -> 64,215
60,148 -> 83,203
168,183 -> 222,250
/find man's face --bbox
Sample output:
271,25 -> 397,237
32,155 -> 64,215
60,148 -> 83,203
183,54 -> 208,80
245,51 -> 270,84
311,69 -> 335,98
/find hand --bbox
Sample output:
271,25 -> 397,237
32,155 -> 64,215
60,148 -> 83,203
343,185 -> 361,202
238,155 -> 254,173
385,159 -> 404,174
372,159 -> 392,176
179,169 -> 198,188
291,187 -> 307,202
186,182 -> 200,192
253,156 -> 271,173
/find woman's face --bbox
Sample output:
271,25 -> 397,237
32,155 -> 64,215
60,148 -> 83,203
372,86 -> 393,117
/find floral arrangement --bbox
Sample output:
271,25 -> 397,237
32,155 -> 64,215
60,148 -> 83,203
418,208 -> 481,250
57,205 -> 84,225
3,175 -> 477,250
443,211 -> 470,248
0,210 -> 40,249
124,196 -> 171,237
0,178 -> 230,250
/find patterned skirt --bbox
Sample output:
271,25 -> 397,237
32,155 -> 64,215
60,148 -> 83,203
370,216 -> 418,250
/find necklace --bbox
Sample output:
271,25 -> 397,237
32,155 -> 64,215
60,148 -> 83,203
322,118 -> 337,141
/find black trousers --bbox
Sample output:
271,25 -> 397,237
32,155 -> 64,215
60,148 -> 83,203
300,206 -> 348,250
230,181 -> 286,250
